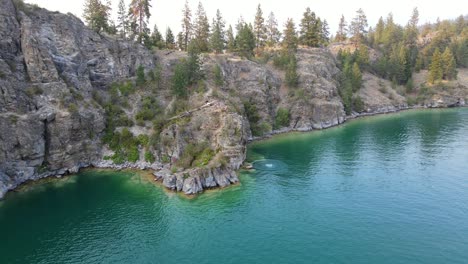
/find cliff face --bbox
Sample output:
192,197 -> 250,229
0,0 -> 466,198
0,0 -> 153,197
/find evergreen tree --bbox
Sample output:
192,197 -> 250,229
117,0 -> 128,38
321,19 -> 330,45
404,8 -> 419,68
151,25 -> 164,49
128,0 -> 152,43
454,38 -> 468,67
405,7 -> 419,43
177,32 -> 184,50
355,44 -> 369,68
428,48 -> 443,83
181,0 -> 192,51
382,13 -> 403,49
299,8 -> 320,47
193,1 -> 210,52
351,62 -> 362,92
253,4 -> 267,50
235,23 -> 256,58
266,12 -> 281,47
335,15 -> 348,42
442,47 -> 457,80
285,55 -> 299,87
350,8 -> 368,45
83,0 -> 112,34
226,25 -> 236,52
210,9 -> 226,53
283,18 -> 298,52
374,17 -> 385,45
455,15 -> 466,34
165,27 -> 175,49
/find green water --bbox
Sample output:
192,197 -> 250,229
1,109 -> 468,264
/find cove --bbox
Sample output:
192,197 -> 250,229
1,108 -> 468,264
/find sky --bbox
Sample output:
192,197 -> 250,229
24,0 -> 467,36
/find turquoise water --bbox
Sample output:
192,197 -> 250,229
1,109 -> 468,263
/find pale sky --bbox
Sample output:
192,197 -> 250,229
25,0 -> 467,36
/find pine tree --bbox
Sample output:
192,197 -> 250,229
253,4 -> 267,50
442,47 -> 457,80
181,0 -> 192,51
299,8 -> 319,47
335,15 -> 348,42
210,9 -> 225,53
165,27 -> 175,49
455,15 -> 466,34
128,0 -> 152,43
350,8 -> 368,45
404,8 -> 419,68
226,25 -> 236,52
374,17 -> 385,45
351,62 -> 362,91
193,1 -> 210,52
321,19 -> 330,45
405,7 -> 419,44
117,0 -> 128,38
235,23 -> 256,58
285,55 -> 299,87
266,12 -> 281,47
428,48 -> 443,83
83,0 -> 112,34
382,13 -> 404,49
283,18 -> 298,52
151,25 -> 164,49
177,32 -> 184,50
454,39 -> 468,67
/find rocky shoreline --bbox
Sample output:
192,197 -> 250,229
3,105 -> 466,200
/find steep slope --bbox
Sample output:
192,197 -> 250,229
0,0 -> 154,197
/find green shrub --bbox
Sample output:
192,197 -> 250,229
127,146 -> 140,162
274,108 -> 290,129
136,65 -> 146,86
68,103 -> 78,114
213,65 -> 223,87
353,96 -> 365,113
176,142 -> 213,169
111,151 -> 126,164
257,122 -> 272,136
137,134 -> 149,147
273,52 -> 291,70
194,148 -> 215,167
145,151 -> 155,163
25,86 -> 43,97
0,71 -> 5,79
405,78 -> 414,93
9,114 -> 19,124
406,96 -> 418,106
161,155 -> 170,163
379,86 -> 388,94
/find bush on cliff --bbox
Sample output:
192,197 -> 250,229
274,108 -> 290,129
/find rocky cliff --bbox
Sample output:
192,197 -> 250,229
0,0 -> 466,198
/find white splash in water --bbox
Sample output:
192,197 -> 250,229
266,164 -> 273,168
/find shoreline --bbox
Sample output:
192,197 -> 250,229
248,105 -> 466,144
1,105 -> 466,200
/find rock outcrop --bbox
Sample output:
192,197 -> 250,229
0,0 -> 153,198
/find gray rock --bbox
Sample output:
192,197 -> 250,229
162,174 -> 177,190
